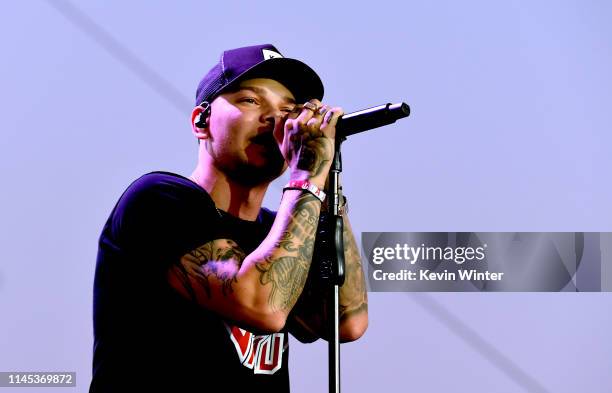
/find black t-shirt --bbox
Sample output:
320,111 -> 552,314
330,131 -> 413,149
90,171 -> 290,393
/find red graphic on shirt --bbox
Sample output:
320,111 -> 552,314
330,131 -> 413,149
225,323 -> 285,375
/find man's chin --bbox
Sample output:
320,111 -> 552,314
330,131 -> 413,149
229,160 -> 286,187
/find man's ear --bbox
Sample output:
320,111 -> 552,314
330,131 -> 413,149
191,102 -> 211,142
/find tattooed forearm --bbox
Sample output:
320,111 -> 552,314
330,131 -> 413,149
288,211 -> 368,340
254,192 -> 321,313
166,189 -> 330,333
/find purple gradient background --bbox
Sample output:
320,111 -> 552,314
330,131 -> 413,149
1,1 -> 611,392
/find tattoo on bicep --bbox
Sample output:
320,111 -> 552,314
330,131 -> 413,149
173,239 -> 246,300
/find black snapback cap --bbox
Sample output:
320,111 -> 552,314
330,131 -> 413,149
195,44 -> 324,106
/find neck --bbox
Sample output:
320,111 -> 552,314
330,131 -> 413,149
189,161 -> 269,222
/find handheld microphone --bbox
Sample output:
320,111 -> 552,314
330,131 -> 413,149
336,102 -> 410,138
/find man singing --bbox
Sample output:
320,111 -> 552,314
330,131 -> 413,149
90,44 -> 368,392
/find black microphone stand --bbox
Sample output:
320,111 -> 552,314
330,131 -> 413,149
316,102 -> 410,393
326,135 -> 346,393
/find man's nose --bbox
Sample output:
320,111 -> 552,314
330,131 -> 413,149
263,109 -> 285,127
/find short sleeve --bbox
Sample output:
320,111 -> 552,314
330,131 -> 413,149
108,172 -> 218,271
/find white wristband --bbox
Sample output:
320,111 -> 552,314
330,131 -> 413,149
283,180 -> 326,202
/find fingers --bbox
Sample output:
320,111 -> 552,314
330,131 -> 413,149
284,99 -> 341,140
289,100 -> 334,130
306,104 -> 329,130
321,106 -> 344,139
285,99 -> 321,143
292,99 -> 322,125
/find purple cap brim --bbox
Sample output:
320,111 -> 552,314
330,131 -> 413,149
217,57 -> 324,104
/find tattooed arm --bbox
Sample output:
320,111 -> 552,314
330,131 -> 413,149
168,190 -> 322,334
167,99 -> 343,334
288,200 -> 369,343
